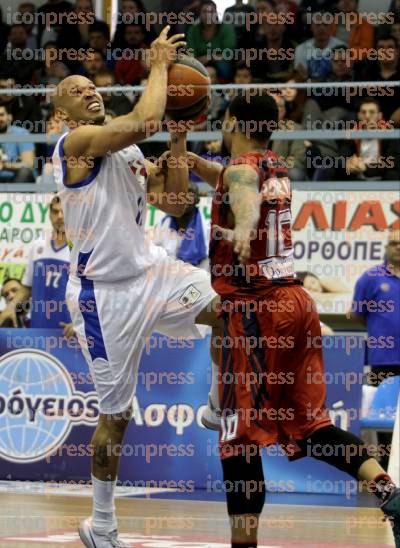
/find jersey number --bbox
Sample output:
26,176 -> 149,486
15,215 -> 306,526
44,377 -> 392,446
266,209 -> 292,256
46,271 -> 62,288
221,413 -> 238,442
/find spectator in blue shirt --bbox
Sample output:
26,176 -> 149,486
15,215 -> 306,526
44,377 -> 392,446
350,228 -> 400,385
0,104 -> 35,182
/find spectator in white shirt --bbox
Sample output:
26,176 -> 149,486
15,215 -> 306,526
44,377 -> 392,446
294,11 -> 346,79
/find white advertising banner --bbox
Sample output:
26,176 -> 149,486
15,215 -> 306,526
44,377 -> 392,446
0,191 -> 398,315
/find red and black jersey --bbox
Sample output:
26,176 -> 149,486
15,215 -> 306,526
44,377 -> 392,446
210,149 -> 297,301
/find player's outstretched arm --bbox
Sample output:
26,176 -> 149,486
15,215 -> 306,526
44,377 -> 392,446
63,27 -> 186,159
222,164 -> 261,263
186,151 -> 223,188
146,130 -> 189,216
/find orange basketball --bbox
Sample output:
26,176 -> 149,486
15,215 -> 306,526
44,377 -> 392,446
166,55 -> 211,121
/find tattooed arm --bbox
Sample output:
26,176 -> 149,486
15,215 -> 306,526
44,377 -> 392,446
186,151 -> 223,188
220,164 -> 261,263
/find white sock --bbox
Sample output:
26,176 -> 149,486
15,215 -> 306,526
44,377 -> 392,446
91,475 -> 117,534
209,360 -> 220,409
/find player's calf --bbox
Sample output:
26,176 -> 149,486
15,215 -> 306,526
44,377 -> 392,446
222,453 -> 265,548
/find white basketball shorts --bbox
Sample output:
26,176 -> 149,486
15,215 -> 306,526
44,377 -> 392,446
66,257 -> 216,414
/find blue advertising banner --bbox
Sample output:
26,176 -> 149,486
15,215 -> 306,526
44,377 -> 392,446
0,329 -> 364,494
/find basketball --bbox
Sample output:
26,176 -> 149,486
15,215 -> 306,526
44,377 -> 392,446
166,54 -> 211,121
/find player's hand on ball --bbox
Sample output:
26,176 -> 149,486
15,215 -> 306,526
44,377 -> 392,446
213,224 -> 252,264
148,26 -> 186,68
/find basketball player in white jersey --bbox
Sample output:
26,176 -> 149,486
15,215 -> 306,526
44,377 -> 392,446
51,27 -> 221,547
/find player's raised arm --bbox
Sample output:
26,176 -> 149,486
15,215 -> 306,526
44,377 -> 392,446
54,27 -> 185,160
145,129 -> 189,216
220,163 -> 261,263
186,151 -> 224,188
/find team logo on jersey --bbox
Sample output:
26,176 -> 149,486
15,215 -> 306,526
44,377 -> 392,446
128,159 -> 147,188
261,177 -> 291,202
380,283 -> 390,292
0,349 -> 98,463
178,285 -> 201,308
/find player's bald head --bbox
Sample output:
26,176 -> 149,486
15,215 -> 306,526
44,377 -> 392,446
52,75 -> 92,110
51,75 -> 105,125
52,74 -> 81,108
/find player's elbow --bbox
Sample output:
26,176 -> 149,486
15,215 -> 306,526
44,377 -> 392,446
141,118 -> 162,136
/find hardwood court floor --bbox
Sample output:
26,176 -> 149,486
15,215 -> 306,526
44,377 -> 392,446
0,488 -> 395,548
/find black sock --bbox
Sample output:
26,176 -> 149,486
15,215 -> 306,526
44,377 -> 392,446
366,473 -> 396,503
232,543 -> 257,548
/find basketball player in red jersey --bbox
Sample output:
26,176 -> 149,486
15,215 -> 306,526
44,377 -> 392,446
188,92 -> 400,548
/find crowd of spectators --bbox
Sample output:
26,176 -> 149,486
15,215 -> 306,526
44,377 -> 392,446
0,0 -> 399,184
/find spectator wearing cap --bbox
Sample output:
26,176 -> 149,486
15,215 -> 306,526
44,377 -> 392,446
0,104 -> 35,183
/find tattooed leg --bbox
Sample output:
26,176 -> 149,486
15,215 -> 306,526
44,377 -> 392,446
91,411 -> 131,481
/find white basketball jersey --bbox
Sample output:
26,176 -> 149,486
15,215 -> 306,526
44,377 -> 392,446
52,132 -> 166,282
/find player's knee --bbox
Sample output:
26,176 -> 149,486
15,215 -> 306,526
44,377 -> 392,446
98,410 -> 131,435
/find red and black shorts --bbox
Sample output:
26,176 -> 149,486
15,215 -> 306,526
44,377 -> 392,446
218,284 -> 332,460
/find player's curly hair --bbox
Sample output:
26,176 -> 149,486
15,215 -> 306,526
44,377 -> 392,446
228,91 -> 279,142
